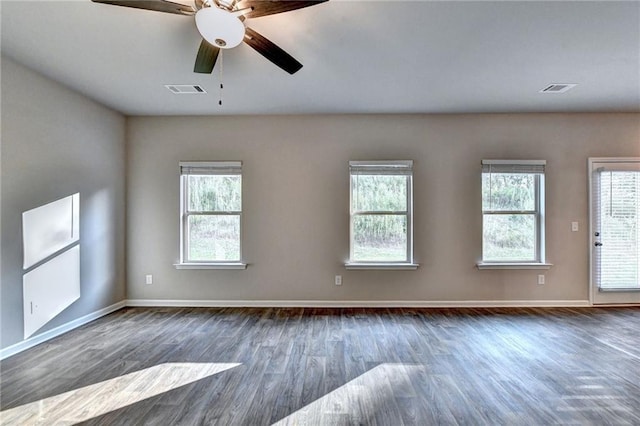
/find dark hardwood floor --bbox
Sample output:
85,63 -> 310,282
1,306 -> 640,425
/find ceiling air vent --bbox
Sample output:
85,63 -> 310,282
539,83 -> 577,93
165,85 -> 207,94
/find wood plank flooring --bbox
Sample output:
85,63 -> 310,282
1,307 -> 640,425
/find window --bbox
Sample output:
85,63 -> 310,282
479,160 -> 550,268
346,161 -> 417,269
177,161 -> 245,269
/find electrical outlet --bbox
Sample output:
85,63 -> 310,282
335,275 -> 342,286
571,221 -> 579,232
538,274 -> 545,285
145,274 -> 153,285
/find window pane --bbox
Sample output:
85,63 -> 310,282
353,215 -> 407,261
352,175 -> 407,212
482,173 -> 535,211
188,215 -> 240,261
188,175 -> 241,212
483,214 -> 536,261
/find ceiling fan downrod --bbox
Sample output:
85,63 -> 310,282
213,0 -> 237,11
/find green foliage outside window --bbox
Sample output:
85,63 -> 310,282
186,175 -> 241,262
188,175 -> 241,212
482,173 -> 537,261
352,175 -> 409,261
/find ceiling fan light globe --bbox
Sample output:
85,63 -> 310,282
195,7 -> 245,49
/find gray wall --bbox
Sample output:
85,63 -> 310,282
1,57 -> 126,350
126,114 -> 640,303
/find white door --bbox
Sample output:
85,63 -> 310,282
589,158 -> 640,304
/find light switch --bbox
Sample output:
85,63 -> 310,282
571,222 -> 579,232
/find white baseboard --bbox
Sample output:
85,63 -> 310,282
126,299 -> 592,308
0,300 -> 126,361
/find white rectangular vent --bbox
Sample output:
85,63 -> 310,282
165,85 -> 207,94
539,83 -> 577,93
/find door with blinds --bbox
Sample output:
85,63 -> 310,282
589,158 -> 640,304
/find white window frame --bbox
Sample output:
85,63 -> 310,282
345,160 -> 418,270
477,159 -> 551,270
175,161 -> 246,270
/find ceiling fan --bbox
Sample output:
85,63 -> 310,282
91,0 -> 328,74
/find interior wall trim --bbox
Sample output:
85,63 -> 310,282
125,299 -> 592,308
0,300 -> 126,361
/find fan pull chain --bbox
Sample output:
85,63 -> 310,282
218,50 -> 224,106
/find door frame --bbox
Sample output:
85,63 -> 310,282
588,157 -> 640,305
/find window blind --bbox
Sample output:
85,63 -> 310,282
350,160 -> 413,175
180,161 -> 242,175
481,160 -> 546,174
594,170 -> 640,290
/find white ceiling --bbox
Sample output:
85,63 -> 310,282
2,0 -> 639,116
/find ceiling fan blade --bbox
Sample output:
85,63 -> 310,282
243,27 -> 302,74
194,40 -> 220,73
237,0 -> 327,19
91,0 -> 195,15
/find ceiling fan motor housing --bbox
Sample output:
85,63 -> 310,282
195,6 -> 245,49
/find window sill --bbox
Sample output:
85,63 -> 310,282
174,262 -> 247,270
476,262 -> 553,270
344,263 -> 419,270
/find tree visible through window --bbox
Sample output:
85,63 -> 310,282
180,162 -> 242,264
481,160 -> 545,263
349,161 -> 414,264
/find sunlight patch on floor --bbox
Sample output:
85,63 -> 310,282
0,362 -> 240,425
273,363 -> 424,426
